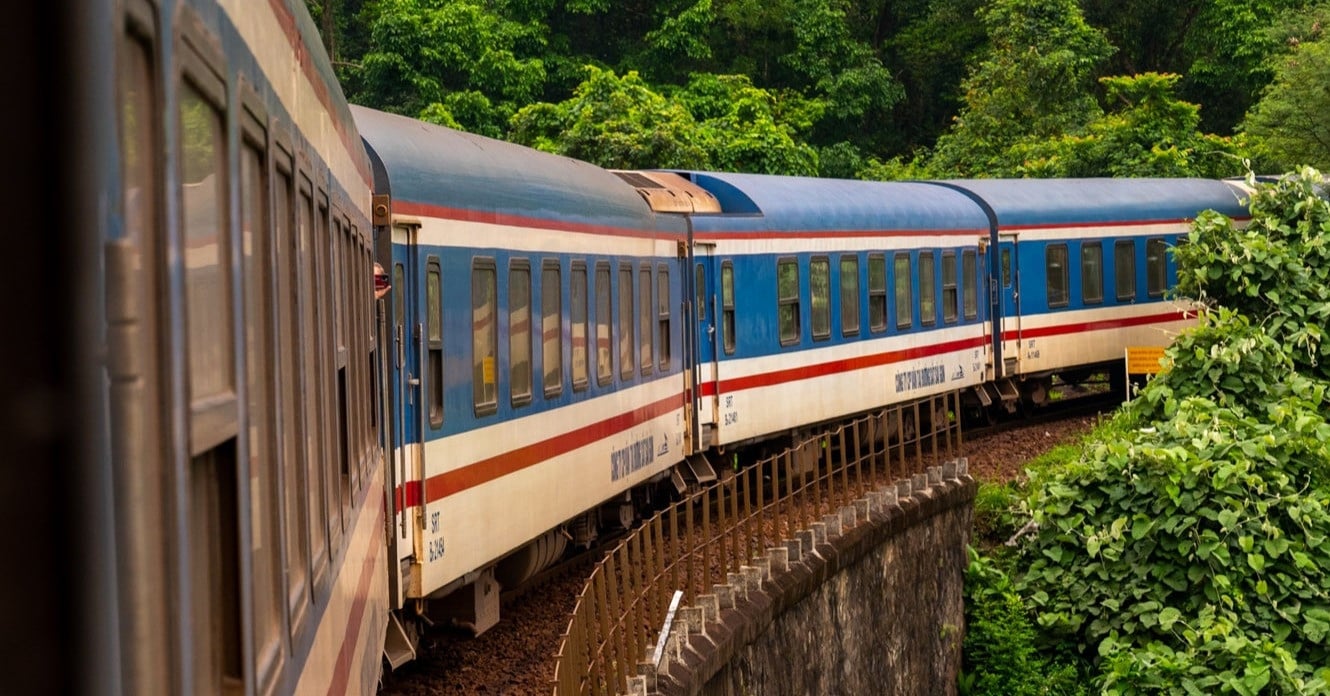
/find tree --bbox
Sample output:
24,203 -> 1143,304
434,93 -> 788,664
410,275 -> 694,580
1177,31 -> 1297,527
509,66 -> 710,169
929,0 -> 1113,177
347,0 -> 547,138
1010,73 -> 1248,178
1244,37 -> 1330,171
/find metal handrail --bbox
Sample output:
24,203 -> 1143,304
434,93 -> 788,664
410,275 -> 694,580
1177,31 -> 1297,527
550,391 -> 961,695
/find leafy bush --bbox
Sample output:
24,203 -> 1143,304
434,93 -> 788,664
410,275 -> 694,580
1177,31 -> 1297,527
961,550 -> 1087,696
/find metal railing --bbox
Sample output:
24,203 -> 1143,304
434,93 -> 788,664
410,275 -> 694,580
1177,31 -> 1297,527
550,391 -> 962,695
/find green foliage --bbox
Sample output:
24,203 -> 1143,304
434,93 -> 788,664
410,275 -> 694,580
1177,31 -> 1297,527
509,66 -> 708,169
930,0 -> 1112,176
961,550 -> 1088,696
1174,169 -> 1330,381
1244,38 -> 1330,172
1006,174 -> 1330,691
1009,74 -> 1248,178
349,0 -> 547,137
973,482 -> 1021,546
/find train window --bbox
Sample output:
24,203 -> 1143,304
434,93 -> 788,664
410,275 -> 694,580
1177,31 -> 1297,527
179,81 -> 235,415
510,260 -> 533,407
919,252 -> 936,326
473,260 -> 498,414
868,254 -> 886,333
721,262 -> 735,355
695,264 -> 706,322
240,130 -> 282,673
619,265 -> 635,380
639,266 -> 653,375
942,251 -> 958,324
1082,242 -> 1104,304
427,260 -> 443,426
596,263 -> 612,386
1046,244 -> 1070,308
658,266 -> 670,370
894,253 -> 912,330
394,263 -> 406,327
543,261 -> 563,397
1115,240 -> 1136,301
1001,248 -> 1012,288
778,258 -> 800,346
1146,238 -> 1167,297
273,157 -> 310,629
297,181 -> 329,584
572,263 -> 589,391
962,249 -> 978,320
840,255 -> 860,337
810,257 -> 830,340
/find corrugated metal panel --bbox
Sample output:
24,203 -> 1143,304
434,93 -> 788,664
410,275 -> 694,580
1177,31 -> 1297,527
611,171 -> 722,214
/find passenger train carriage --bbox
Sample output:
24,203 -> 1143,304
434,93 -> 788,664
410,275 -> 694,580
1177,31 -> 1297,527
92,0 -> 386,694
66,0 -> 1253,691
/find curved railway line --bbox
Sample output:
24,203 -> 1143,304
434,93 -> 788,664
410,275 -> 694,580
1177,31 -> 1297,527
380,396 -> 1112,695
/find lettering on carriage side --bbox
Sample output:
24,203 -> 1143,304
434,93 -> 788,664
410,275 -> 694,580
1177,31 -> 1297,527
951,364 -> 965,380
427,512 -> 445,561
610,436 -> 656,481
1026,338 -> 1040,359
722,394 -> 738,426
894,365 -> 947,393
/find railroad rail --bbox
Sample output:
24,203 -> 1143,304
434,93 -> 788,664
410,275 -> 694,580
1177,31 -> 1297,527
549,391 -> 962,696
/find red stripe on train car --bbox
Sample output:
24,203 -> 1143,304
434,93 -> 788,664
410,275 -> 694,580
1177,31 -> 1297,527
325,492 -> 383,696
1002,308 -> 1192,341
394,200 -> 688,241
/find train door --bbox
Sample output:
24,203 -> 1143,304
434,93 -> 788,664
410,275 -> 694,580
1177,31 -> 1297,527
998,233 -> 1021,377
692,244 -> 720,447
390,225 -> 422,575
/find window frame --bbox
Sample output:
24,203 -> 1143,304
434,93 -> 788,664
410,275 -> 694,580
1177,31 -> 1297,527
777,257 -> 800,346
508,258 -> 533,407
868,253 -> 886,333
1115,240 -> 1136,301
941,250 -> 958,324
1046,243 -> 1070,309
618,263 -> 635,381
638,264 -> 653,376
839,254 -> 860,337
541,259 -> 563,398
919,251 -> 936,327
472,258 -> 499,416
810,255 -> 831,341
571,261 -> 589,392
657,264 -> 670,371
1081,241 -> 1104,305
962,249 -> 978,320
893,252 -> 912,330
595,262 -> 612,387
425,257 -> 443,427
1146,237 -> 1167,297
721,261 -> 736,355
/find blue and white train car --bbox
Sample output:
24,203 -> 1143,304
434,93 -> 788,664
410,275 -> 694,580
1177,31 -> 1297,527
353,107 -> 692,632
624,172 -> 994,449
942,178 -> 1249,402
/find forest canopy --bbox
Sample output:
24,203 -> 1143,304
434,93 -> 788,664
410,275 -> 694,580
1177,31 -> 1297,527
308,0 -> 1330,178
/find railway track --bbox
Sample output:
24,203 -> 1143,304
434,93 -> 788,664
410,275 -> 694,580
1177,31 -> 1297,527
380,397 -> 1113,695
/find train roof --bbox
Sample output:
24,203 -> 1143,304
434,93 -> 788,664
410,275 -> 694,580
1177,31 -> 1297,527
669,171 -> 991,234
940,178 -> 1249,228
352,106 -> 673,234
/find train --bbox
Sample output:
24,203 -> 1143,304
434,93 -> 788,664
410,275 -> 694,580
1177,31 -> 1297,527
38,0 -> 1251,694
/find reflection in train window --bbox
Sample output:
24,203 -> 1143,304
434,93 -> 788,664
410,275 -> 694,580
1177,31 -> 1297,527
1082,242 -> 1103,304
426,259 -> 442,426
778,258 -> 799,346
840,255 -> 859,337
1146,238 -> 1167,297
619,265 -> 634,381
868,254 -> 886,333
509,260 -> 532,406
942,251 -> 957,324
721,262 -> 735,355
657,266 -> 670,369
1047,243 -> 1069,308
1115,240 -> 1136,300
894,253 -> 912,330
962,249 -> 978,320
639,265 -> 652,375
473,260 -> 498,414
810,256 -> 830,340
919,251 -> 936,326
571,263 -> 589,391
596,263 -> 611,386
542,261 -> 562,397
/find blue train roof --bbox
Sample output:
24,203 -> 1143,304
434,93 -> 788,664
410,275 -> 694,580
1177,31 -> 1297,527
672,171 -> 991,234
941,178 -> 1249,227
351,106 -> 671,233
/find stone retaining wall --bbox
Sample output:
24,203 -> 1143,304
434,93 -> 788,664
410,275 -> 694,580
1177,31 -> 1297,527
631,460 -> 976,696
